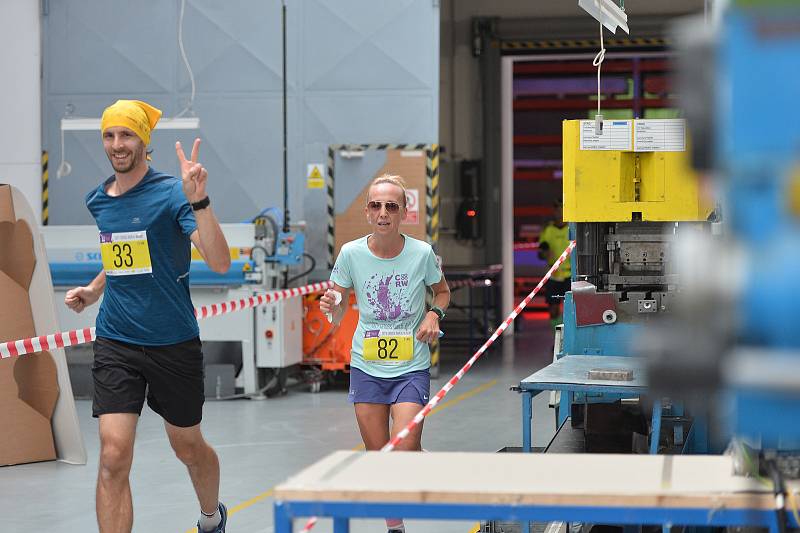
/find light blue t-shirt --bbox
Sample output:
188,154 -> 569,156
330,234 -> 442,378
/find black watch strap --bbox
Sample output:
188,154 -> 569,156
191,196 -> 210,211
429,305 -> 446,320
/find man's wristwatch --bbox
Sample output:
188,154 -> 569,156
191,196 -> 211,211
429,305 -> 446,320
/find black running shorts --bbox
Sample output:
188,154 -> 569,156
92,336 -> 205,427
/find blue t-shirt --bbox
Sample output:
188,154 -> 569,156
86,167 -> 199,346
330,234 -> 442,378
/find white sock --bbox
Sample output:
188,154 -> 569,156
198,505 -> 221,532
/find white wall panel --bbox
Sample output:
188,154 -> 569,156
42,0 -> 439,274
0,0 -> 42,222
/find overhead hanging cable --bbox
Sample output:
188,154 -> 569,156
57,0 -> 199,178
593,21 -> 606,134
175,0 -> 196,117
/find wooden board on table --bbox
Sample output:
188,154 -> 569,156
275,450 -> 776,509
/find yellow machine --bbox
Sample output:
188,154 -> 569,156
558,118 -> 717,344
562,119 -> 714,223
549,120 -> 717,454
558,119 -> 715,322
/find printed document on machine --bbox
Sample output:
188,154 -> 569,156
633,119 -> 686,152
580,120 -> 632,151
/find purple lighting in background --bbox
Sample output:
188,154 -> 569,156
514,77 -> 628,97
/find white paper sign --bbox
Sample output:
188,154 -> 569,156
402,189 -> 419,225
579,120 -> 632,151
633,119 -> 686,152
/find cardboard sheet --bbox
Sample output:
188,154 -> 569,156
0,184 -> 85,466
334,149 -> 429,259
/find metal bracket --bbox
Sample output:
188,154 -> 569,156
588,368 -> 634,381
638,299 -> 658,313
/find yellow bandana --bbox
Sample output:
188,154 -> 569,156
100,100 -> 162,146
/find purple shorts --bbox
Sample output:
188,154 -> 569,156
348,367 -> 431,405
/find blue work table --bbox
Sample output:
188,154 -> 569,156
273,450 -> 790,533
518,355 -> 657,453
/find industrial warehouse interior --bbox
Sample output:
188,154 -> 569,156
1,1 -> 799,533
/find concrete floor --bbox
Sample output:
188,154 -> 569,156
0,316 -> 558,533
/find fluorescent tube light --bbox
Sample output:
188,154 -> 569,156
60,117 -> 200,131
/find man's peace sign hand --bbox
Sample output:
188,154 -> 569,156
176,138 -> 207,204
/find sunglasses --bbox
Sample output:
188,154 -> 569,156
367,200 -> 401,213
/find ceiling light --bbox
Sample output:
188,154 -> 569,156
60,117 -> 200,131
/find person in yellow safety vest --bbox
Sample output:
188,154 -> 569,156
537,199 -> 571,331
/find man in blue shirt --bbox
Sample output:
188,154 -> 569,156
64,100 -> 231,533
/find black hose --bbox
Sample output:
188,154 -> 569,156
286,252 -> 317,285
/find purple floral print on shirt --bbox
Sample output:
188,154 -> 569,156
363,272 -> 412,321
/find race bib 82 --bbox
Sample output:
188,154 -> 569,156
363,329 -> 414,364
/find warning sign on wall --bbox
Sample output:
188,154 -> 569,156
403,188 -> 419,225
307,164 -> 325,189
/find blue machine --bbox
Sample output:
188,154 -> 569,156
273,231 -> 305,267
636,12 -> 800,515
718,4 -> 800,444
561,291 -> 641,357
557,2 -> 800,457
48,259 -> 257,287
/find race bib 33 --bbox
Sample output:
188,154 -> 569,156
100,231 -> 153,276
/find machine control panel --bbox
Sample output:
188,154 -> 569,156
274,232 -> 305,266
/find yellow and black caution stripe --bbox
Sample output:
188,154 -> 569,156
329,143 -> 428,152
326,145 -> 336,271
501,36 -> 668,50
425,144 -> 440,250
425,144 -> 441,371
41,150 -> 49,225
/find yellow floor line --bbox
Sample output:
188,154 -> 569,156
184,378 -> 498,533
430,379 -> 497,415
468,521 -> 482,533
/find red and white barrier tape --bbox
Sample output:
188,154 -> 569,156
194,281 -> 333,320
300,241 -> 576,533
0,327 -> 96,359
0,281 -> 334,359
